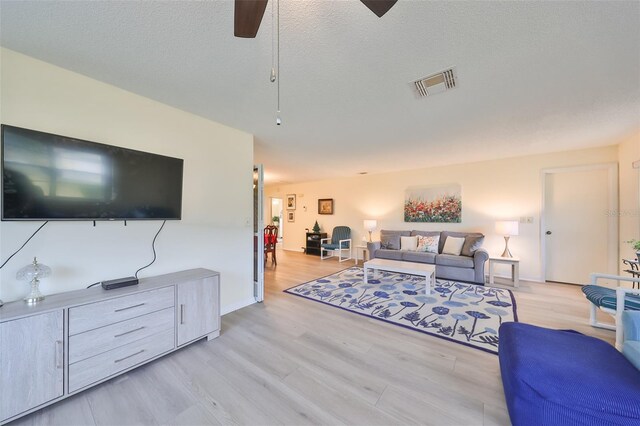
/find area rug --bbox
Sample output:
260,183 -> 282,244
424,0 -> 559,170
284,267 -> 518,355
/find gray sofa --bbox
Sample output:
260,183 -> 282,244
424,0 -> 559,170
366,230 -> 489,284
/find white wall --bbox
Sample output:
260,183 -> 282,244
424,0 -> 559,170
0,48 -> 255,313
618,133 -> 640,263
266,146 -> 619,282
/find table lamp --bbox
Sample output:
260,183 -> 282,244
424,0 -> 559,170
364,219 -> 377,242
16,257 -> 51,305
495,220 -> 519,258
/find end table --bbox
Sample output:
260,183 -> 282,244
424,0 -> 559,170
488,257 -> 520,288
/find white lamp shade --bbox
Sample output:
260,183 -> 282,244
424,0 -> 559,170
495,220 -> 519,236
364,219 -> 377,232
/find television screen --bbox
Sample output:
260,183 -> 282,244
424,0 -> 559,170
2,125 -> 183,220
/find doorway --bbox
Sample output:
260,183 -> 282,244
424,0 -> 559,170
271,198 -> 283,239
542,164 -> 618,284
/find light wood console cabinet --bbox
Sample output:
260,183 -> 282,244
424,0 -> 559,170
0,269 -> 220,424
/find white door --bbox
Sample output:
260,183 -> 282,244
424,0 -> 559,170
253,165 -> 264,302
544,166 -> 617,284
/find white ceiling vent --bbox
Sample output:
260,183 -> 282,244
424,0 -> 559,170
412,68 -> 457,98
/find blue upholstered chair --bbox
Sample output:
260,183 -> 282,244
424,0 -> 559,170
321,226 -> 352,262
582,273 -> 640,348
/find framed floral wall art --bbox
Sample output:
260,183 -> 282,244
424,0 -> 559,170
404,184 -> 462,223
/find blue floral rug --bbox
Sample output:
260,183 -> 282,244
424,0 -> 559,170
284,267 -> 518,355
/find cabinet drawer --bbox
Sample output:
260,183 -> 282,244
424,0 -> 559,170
69,307 -> 174,364
69,286 -> 174,335
69,329 -> 174,393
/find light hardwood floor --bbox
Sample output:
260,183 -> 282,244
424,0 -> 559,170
11,250 -> 615,426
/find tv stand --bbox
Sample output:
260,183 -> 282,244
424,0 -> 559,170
0,268 -> 220,424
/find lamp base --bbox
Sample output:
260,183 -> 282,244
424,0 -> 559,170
501,236 -> 513,258
24,278 -> 45,305
368,230 -> 373,243
24,295 -> 45,305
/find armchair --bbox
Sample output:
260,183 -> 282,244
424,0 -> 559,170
321,226 -> 352,262
623,310 -> 640,369
582,273 -> 640,348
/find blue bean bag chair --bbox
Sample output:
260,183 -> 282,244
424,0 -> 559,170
499,322 -> 640,425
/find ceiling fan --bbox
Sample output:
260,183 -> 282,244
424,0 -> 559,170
234,0 -> 398,38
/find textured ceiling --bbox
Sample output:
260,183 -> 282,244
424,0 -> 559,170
1,1 -> 639,184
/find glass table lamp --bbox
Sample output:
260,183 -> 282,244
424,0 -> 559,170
17,257 -> 52,305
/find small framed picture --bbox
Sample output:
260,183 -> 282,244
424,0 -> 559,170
286,194 -> 296,210
287,211 -> 295,222
318,198 -> 334,215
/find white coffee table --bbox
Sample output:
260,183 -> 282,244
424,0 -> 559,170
363,258 -> 436,294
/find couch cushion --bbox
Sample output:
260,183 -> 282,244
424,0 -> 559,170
436,254 -> 474,268
499,322 -> 640,425
400,236 -> 418,251
410,230 -> 440,238
416,235 -> 439,253
623,341 -> 640,371
439,231 -> 482,254
582,285 -> 640,310
461,235 -> 485,257
380,233 -> 401,250
442,236 -> 465,255
381,230 -> 411,237
402,251 -> 436,264
374,249 -> 404,261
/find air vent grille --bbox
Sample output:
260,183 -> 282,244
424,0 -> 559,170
413,68 -> 457,98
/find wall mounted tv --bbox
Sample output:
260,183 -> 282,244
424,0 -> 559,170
2,125 -> 184,221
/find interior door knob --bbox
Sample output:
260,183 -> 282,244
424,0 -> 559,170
546,231 -> 552,235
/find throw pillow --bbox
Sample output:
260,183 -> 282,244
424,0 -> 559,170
380,233 -> 401,250
416,235 -> 439,253
461,235 -> 485,257
400,236 -> 418,251
442,236 -> 465,256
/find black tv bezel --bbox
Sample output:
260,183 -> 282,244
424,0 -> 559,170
1,124 -> 184,222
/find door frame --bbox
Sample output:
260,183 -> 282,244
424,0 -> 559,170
254,165 -> 264,302
540,162 -> 619,283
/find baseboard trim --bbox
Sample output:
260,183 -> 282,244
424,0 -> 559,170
221,297 -> 257,316
486,273 -> 544,283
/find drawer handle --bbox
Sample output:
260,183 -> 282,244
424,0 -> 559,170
114,349 -> 145,364
114,303 -> 145,313
180,304 -> 185,324
55,340 -> 63,369
114,326 -> 145,338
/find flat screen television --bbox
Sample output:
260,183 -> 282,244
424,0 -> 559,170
2,125 -> 184,220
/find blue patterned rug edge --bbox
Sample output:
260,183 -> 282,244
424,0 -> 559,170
283,267 -> 519,356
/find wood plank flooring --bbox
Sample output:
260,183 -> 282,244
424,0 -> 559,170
11,250 -> 615,426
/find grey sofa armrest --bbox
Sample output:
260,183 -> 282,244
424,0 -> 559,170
367,241 -> 380,259
473,248 -> 489,284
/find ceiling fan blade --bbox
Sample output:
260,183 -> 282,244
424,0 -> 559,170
234,0 -> 269,38
360,0 -> 398,17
